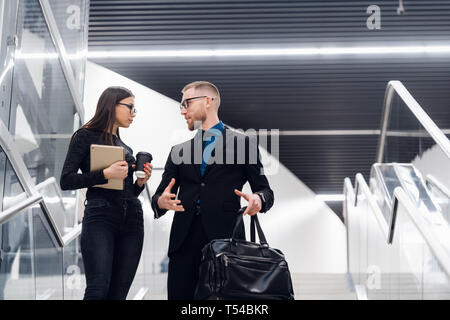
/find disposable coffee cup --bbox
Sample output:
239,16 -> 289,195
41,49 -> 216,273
135,152 -> 153,178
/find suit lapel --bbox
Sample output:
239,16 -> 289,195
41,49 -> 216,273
202,127 -> 234,177
191,130 -> 202,180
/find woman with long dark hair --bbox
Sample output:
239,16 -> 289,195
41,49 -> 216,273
60,86 -> 152,300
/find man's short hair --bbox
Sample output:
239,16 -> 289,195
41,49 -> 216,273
182,81 -> 221,108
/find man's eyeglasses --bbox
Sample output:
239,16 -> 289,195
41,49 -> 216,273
180,96 -> 214,110
117,102 -> 137,114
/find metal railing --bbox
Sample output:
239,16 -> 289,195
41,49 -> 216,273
0,194 -> 43,225
353,173 -> 389,240
392,185 -> 450,278
377,80 -> 450,163
374,80 -> 450,273
345,173 -> 450,280
0,120 -> 69,247
343,177 -> 355,223
426,174 -> 450,200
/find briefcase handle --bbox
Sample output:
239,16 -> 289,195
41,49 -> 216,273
231,207 -> 268,246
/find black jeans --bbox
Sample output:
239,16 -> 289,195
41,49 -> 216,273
81,197 -> 144,300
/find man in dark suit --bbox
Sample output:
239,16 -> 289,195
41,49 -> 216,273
151,81 -> 274,300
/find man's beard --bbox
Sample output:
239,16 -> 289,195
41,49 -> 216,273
188,112 -> 207,131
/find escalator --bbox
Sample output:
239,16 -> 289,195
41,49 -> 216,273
344,81 -> 450,299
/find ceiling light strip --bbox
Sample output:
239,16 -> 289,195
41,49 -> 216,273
87,46 -> 450,59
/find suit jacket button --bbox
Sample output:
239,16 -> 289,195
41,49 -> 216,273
201,182 -> 205,187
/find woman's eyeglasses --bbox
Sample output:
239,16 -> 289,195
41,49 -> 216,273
117,102 -> 137,114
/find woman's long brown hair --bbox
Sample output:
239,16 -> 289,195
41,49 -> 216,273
71,86 -> 134,145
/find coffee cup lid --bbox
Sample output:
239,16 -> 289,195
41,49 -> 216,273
137,152 -> 152,157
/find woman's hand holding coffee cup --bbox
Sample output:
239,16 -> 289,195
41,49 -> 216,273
133,162 -> 152,187
103,161 -> 129,180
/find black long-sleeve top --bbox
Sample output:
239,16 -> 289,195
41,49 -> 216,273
60,128 -> 145,201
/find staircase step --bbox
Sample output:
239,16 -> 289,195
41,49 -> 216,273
291,273 -> 356,300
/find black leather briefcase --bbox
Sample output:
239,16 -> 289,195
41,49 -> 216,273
194,207 -> 295,300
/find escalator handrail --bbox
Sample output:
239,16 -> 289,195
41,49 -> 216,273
377,80 -> 450,163
349,173 -> 450,279
62,223 -> 82,246
426,174 -> 450,200
0,194 -> 43,225
343,177 -> 355,279
393,186 -> 450,279
0,120 -> 74,247
344,177 -> 355,202
353,173 -> 390,240
343,177 -> 355,223
0,193 -> 81,247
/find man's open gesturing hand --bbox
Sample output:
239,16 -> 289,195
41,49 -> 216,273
234,189 -> 262,216
157,178 -> 185,212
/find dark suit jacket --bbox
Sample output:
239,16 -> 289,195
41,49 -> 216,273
151,126 -> 274,255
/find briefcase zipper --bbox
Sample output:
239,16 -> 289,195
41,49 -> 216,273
216,253 -> 281,264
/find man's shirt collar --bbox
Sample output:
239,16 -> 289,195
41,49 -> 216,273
200,121 -> 225,137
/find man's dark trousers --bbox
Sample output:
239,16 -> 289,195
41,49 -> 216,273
167,209 -> 209,300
